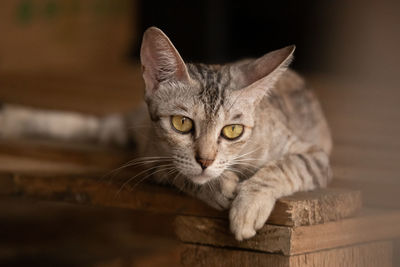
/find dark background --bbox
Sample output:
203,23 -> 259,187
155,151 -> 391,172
134,0 -> 328,70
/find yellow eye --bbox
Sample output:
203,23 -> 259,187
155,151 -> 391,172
221,124 -> 244,140
171,115 -> 194,133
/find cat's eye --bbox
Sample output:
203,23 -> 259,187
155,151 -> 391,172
171,115 -> 194,134
221,124 -> 244,140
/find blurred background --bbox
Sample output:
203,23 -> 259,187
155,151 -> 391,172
0,0 -> 399,266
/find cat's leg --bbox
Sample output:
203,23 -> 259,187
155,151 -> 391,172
197,170 -> 240,210
230,144 -> 332,240
171,170 -> 240,210
0,104 -> 129,146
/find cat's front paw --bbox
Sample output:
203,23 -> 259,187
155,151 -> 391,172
229,181 -> 276,241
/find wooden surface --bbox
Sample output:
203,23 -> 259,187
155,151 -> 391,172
395,239 -> 400,267
0,170 -> 362,227
180,241 -> 393,267
0,197 -> 180,267
0,139 -> 135,174
268,187 -> 362,226
175,209 -> 400,255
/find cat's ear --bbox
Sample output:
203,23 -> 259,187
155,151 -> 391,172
140,27 -> 190,98
233,45 -> 295,103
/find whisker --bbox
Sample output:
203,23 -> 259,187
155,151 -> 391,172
114,163 -> 174,196
171,172 -> 183,186
226,166 -> 246,178
232,147 -> 261,160
101,156 -> 173,183
128,166 -> 176,192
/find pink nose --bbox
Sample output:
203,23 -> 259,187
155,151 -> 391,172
195,157 -> 214,170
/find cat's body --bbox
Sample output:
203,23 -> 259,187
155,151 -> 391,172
0,27 -> 332,240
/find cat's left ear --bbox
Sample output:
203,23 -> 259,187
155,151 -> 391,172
233,45 -> 295,102
140,27 -> 191,99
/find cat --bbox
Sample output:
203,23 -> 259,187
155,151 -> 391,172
0,27 -> 332,240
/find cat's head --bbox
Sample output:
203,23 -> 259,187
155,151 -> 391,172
140,27 -> 294,184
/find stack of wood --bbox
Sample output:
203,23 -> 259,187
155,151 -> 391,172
176,189 -> 399,267
0,139 -> 399,266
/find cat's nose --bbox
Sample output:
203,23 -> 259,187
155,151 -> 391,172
195,157 -> 214,170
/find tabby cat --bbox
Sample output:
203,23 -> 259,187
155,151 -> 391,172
0,27 -> 332,240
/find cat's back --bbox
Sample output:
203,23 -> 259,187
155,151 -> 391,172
266,70 -> 332,154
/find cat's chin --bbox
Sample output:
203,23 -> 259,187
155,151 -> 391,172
190,174 -> 215,185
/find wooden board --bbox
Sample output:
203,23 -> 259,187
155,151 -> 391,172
0,139 -> 135,172
0,197 -> 180,266
394,239 -> 400,267
180,241 -> 393,267
269,187 -> 362,226
0,172 -> 361,227
175,209 -> 400,255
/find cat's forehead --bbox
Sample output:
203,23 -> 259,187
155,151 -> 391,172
187,63 -> 234,117
187,63 -> 231,90
153,63 -> 245,122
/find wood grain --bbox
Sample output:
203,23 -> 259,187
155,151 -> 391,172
0,139 -> 135,171
180,241 -> 393,267
0,171 -> 361,227
175,209 -> 400,255
270,187 -> 362,226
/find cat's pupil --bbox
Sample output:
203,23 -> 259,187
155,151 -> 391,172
181,118 -> 185,125
231,126 -> 235,131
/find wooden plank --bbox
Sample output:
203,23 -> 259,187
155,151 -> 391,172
0,139 -> 135,172
270,187 -> 362,226
180,241 -> 393,267
0,196 -> 179,266
0,154 -> 103,174
0,172 -> 222,218
0,172 -> 361,227
180,244 -> 288,267
175,209 -> 400,255
289,241 -> 393,267
175,215 -> 291,254
394,239 -> 400,267
290,209 -> 400,254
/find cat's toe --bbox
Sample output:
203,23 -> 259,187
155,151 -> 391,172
229,205 -> 257,241
240,227 -> 256,240
229,189 -> 276,240
232,205 -> 259,240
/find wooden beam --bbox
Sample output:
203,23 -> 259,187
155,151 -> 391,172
269,187 -> 362,226
394,239 -> 400,267
180,241 -> 393,267
0,139 -> 134,172
175,209 -> 400,255
0,172 -> 361,227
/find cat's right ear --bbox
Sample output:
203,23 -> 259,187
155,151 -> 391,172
140,27 -> 190,98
